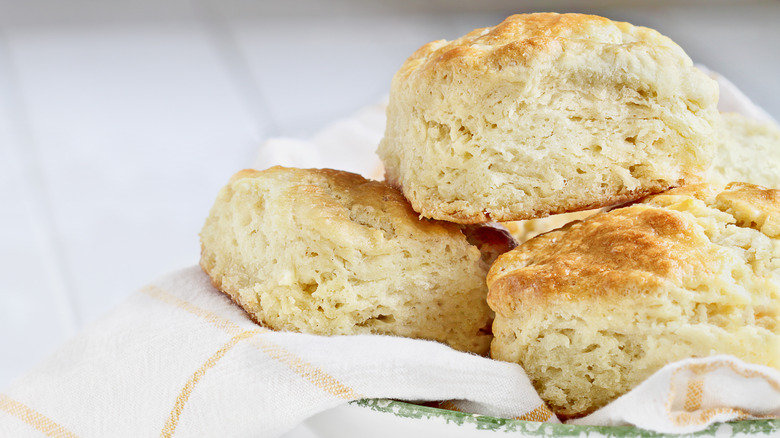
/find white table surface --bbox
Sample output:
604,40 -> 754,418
1,0 -> 778,434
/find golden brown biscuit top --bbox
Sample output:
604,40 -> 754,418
486,204 -> 705,315
230,167 -> 463,243
645,182 -> 780,237
400,13 -> 683,77
487,182 -> 780,316
231,166 -> 450,234
714,183 -> 780,238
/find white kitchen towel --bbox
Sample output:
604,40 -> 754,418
571,356 -> 780,434
1,267 -> 777,437
0,267 -> 553,437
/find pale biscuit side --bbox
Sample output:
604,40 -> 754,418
708,112 -> 780,189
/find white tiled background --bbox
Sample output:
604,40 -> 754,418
1,0 -> 779,392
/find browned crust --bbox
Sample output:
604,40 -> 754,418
487,204 -> 702,316
236,166 -> 468,237
410,179 -> 687,224
486,182 -> 780,316
401,13 -> 656,80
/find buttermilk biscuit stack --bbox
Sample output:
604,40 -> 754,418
201,12 -> 780,419
374,12 -> 779,417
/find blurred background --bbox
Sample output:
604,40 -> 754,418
1,0 -> 778,389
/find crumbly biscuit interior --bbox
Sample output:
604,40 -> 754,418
708,112 -> 780,189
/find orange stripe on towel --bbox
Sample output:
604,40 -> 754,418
668,360 -> 780,426
683,378 -> 704,412
0,393 -> 79,438
141,285 -> 252,336
247,336 -> 362,400
145,285 -> 362,403
160,329 -> 264,438
515,404 -> 555,422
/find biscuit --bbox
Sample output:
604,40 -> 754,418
378,13 -> 719,223
709,112 -> 780,189
487,182 -> 780,418
501,209 -> 601,244
200,167 -> 513,355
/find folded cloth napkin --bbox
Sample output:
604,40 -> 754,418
0,267 -> 553,437
2,268 -> 776,438
571,357 -> 780,433
2,70 -> 779,438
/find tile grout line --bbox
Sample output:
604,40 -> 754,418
190,0 -> 280,144
0,30 -> 81,334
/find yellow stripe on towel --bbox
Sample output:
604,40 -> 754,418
0,393 -> 79,438
145,285 -> 363,403
160,329 -> 264,438
515,404 -> 555,422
